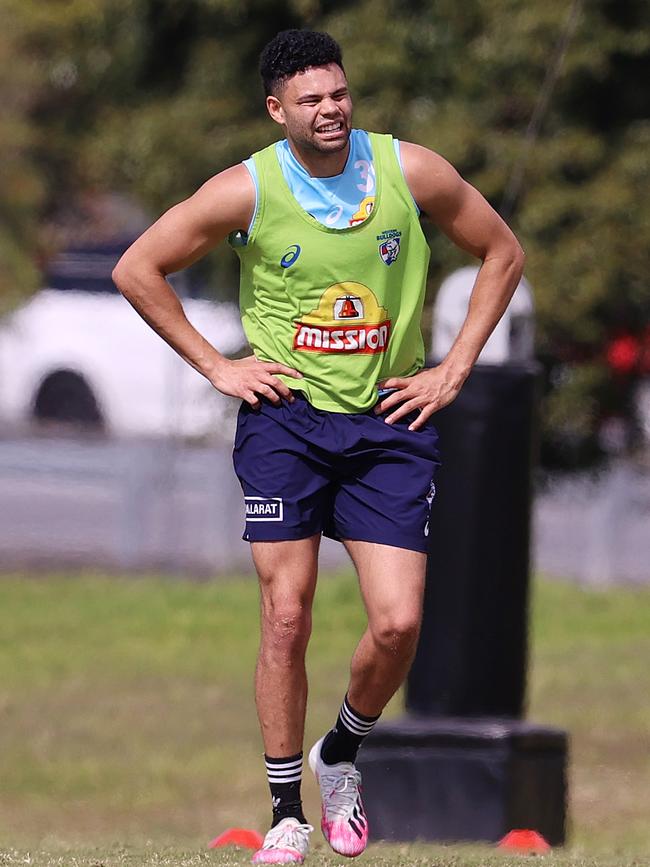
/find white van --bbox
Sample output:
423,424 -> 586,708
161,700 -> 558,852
0,241 -> 247,440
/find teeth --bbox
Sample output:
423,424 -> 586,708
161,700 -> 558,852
318,123 -> 341,132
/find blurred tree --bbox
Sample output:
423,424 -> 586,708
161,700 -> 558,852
319,0 -> 650,464
0,7 -> 45,312
2,0 -> 649,463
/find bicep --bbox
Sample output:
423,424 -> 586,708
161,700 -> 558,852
118,163 -> 255,276
401,142 -> 519,260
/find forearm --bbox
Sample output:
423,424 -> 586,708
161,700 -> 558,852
112,263 -> 226,381
439,248 -> 525,385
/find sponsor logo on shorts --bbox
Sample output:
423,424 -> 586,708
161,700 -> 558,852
377,229 -> 402,265
245,496 -> 284,522
293,281 -> 391,355
424,479 -> 436,537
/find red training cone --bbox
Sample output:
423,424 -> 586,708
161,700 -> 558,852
498,829 -> 551,854
209,827 -> 264,850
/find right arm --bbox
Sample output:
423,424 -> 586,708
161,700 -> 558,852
112,163 -> 302,408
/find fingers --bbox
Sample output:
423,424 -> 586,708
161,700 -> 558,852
250,362 -> 303,404
407,406 -> 435,431
375,394 -> 404,414
374,378 -> 419,413
379,376 -> 408,390
242,376 -> 297,408
385,397 -> 422,425
261,362 -> 304,379
265,375 -> 296,403
257,373 -> 296,404
374,376 -> 416,413
216,357 -> 301,406
244,391 -> 261,409
256,383 -> 282,406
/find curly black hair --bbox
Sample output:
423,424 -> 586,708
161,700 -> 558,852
259,30 -> 345,97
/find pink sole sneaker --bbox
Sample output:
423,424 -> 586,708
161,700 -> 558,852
320,814 -> 368,857
252,818 -> 313,864
252,847 -> 306,865
308,737 -> 369,857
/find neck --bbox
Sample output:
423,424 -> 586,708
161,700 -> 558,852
286,137 -> 350,178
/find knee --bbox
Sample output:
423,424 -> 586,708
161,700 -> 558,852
260,597 -> 312,658
370,613 -> 421,657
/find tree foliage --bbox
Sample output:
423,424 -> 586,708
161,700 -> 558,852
2,0 -> 649,463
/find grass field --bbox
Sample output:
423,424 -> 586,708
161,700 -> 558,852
0,571 -> 648,866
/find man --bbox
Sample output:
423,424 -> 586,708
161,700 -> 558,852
113,29 -> 524,865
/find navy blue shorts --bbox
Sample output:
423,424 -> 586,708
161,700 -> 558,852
232,393 -> 441,554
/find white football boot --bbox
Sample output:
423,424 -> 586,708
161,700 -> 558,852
251,817 -> 313,865
308,736 -> 369,857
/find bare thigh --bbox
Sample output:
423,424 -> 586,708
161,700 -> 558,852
344,540 -> 427,635
251,535 -> 321,623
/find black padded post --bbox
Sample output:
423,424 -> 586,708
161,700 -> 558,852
357,364 -> 568,845
407,364 -> 538,717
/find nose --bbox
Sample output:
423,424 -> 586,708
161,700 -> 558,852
320,97 -> 339,116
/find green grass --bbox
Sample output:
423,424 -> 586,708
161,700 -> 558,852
527,579 -> 650,855
0,843 -> 647,867
0,572 -> 649,867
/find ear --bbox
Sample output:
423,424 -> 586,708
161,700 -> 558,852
266,94 -> 285,126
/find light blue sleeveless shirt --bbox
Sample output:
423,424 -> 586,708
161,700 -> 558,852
243,129 -> 412,231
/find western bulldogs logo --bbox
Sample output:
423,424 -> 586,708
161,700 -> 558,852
379,237 -> 400,265
377,229 -> 402,265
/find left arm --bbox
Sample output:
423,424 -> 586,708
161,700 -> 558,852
376,141 -> 525,429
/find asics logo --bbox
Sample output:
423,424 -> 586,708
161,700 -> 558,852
280,244 -> 301,268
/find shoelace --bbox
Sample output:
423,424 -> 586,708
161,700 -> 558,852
321,769 -> 362,819
263,821 -> 313,851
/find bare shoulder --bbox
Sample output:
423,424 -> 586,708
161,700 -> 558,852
115,162 -> 256,276
398,140 -> 523,261
183,162 -> 256,235
398,140 -> 466,218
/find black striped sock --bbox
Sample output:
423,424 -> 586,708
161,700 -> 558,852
265,752 -> 307,827
320,694 -> 380,765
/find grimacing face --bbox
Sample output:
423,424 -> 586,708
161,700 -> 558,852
266,63 -> 353,156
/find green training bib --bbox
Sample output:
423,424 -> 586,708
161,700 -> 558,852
231,131 -> 430,413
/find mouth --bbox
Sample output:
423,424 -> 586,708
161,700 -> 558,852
315,121 -> 345,136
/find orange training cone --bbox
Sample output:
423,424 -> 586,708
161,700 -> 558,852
209,827 -> 264,850
498,829 -> 551,854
